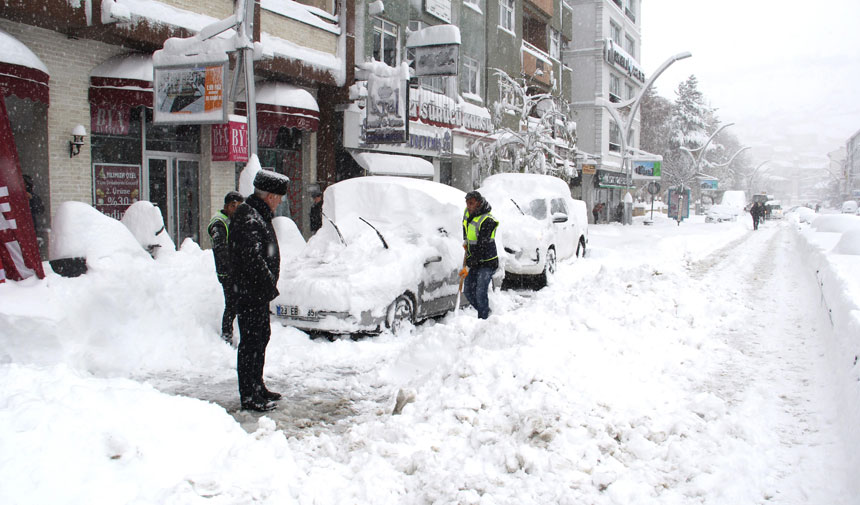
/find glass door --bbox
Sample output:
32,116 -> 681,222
145,154 -> 199,247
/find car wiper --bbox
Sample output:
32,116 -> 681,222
511,198 -> 525,215
359,217 -> 389,249
322,211 -> 347,246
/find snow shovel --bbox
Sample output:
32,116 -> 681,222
454,256 -> 467,315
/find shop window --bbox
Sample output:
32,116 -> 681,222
144,109 -> 200,153
91,106 -> 144,165
257,127 -> 304,227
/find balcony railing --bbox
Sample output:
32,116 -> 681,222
522,41 -> 553,86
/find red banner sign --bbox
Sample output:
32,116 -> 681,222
91,103 -> 131,136
0,96 -> 44,281
93,164 -> 141,220
211,119 -> 249,162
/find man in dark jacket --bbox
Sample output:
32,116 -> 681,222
460,190 -> 499,319
309,188 -> 323,234
229,170 -> 289,412
208,191 -> 244,345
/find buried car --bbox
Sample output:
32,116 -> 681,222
272,176 -> 467,335
704,204 -> 741,223
478,173 -> 588,286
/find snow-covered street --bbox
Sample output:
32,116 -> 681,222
2,215 -> 859,504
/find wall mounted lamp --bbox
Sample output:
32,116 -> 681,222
69,124 -> 87,158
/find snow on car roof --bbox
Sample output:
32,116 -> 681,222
325,176 -> 465,226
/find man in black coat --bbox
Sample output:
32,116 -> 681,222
309,188 -> 323,234
208,191 -> 244,345
229,170 -> 289,412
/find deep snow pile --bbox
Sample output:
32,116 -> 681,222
1,209 -> 858,505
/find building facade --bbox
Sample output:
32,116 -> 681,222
566,0 -> 642,221
0,0 -> 351,257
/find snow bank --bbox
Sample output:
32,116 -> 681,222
49,201 -> 149,261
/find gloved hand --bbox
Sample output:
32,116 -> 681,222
458,267 -> 469,279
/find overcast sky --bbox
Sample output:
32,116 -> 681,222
640,0 -> 860,167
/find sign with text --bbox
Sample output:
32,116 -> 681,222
93,164 -> 141,220
153,64 -> 227,124
365,73 -> 409,144
211,118 -> 249,162
91,103 -> 131,136
425,0 -> 451,22
597,169 -> 633,188
413,44 -> 459,76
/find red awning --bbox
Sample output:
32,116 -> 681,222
88,53 -> 153,109
237,82 -> 319,147
0,29 -> 50,105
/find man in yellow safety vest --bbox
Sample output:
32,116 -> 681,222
459,190 -> 499,319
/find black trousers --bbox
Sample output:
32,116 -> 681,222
220,282 -> 238,337
236,303 -> 271,400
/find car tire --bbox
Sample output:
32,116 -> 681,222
537,247 -> 557,288
576,236 -> 586,258
386,294 -> 414,334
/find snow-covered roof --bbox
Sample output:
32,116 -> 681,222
261,0 -> 340,35
0,28 -> 49,74
255,82 -> 319,112
90,53 -> 153,82
406,24 -> 461,48
351,152 -> 435,179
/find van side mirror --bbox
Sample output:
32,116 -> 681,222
552,213 -> 568,223
423,255 -> 442,266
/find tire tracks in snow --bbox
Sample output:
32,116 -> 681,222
685,222 -> 851,503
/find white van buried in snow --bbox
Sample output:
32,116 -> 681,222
477,173 -> 588,287
272,176 -> 467,335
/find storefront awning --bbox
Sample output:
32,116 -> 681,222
0,29 -> 50,105
351,152 -> 435,179
237,82 -> 319,137
89,53 -> 154,109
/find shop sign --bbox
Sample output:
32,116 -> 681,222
632,159 -> 662,180
211,119 -> 249,162
153,63 -> 228,124
581,164 -> 597,175
605,40 -> 645,84
425,0 -> 452,22
409,99 -> 492,133
360,122 -> 452,155
93,164 -> 141,220
413,44 -> 459,77
365,72 -> 409,144
597,169 -> 632,188
91,104 -> 130,136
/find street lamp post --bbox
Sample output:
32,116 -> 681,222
748,160 -> 771,195
596,51 -> 692,225
680,123 -> 749,214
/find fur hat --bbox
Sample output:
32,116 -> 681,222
253,169 -> 289,195
224,191 -> 244,205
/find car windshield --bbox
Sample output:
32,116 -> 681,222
526,199 -> 548,219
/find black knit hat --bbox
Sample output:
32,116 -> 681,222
224,191 -> 244,205
465,190 -> 484,202
253,169 -> 289,195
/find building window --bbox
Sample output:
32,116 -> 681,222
499,0 -> 514,32
499,77 -> 516,110
464,0 -> 481,11
373,17 -> 398,66
609,120 -> 621,153
610,20 -> 622,45
463,55 -> 481,98
550,29 -> 561,60
625,35 -> 636,59
609,73 -> 621,102
625,83 -> 634,100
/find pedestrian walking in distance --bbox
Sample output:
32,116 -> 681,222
229,170 -> 289,412
460,190 -> 499,320
751,201 -> 763,230
309,188 -> 323,234
208,191 -> 244,346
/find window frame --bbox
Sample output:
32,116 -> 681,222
609,20 -> 622,45
463,55 -> 481,98
499,0 -> 515,33
372,17 -> 399,66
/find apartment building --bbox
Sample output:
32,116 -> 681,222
566,0 -> 642,220
0,0 -> 350,252
343,0 -> 574,191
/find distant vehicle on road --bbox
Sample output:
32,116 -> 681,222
841,200 -> 858,214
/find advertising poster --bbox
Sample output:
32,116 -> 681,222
667,187 -> 691,220
700,178 -> 718,190
632,159 -> 662,180
93,164 -> 141,220
212,117 -> 249,162
153,64 -> 227,124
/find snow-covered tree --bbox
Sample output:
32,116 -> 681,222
470,69 -> 577,185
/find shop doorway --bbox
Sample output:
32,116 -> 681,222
145,153 -> 200,246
